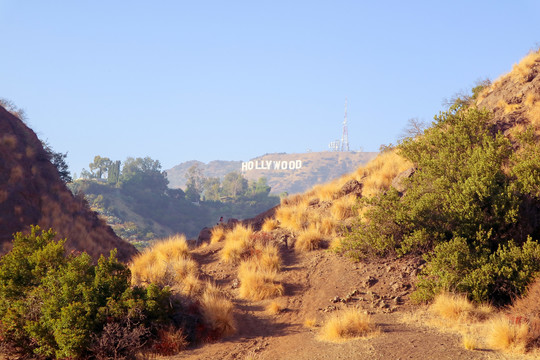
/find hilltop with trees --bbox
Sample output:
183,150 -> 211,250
70,157 -> 280,245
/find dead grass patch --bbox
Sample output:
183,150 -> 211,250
430,292 -> 493,324
511,50 -> 540,83
221,224 -> 254,263
210,226 -> 226,244
487,316 -> 529,353
462,332 -> 478,350
304,317 -> 318,328
237,259 -> 284,301
261,218 -> 279,232
318,308 -> 378,342
200,282 -> 236,337
275,204 -> 310,233
266,301 -> 283,315
130,234 -> 197,287
295,224 -> 326,251
330,194 -> 357,221
356,150 -> 412,198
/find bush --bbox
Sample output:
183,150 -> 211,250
343,100 -> 540,304
0,226 -> 174,359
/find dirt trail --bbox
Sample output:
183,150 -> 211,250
173,243 -> 521,360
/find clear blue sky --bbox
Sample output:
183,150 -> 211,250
1,0 -> 539,176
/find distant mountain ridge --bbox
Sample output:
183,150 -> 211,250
166,151 -> 378,194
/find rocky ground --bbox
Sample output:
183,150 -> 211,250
166,241 -> 534,360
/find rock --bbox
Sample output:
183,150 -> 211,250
197,227 -> 211,245
391,167 -> 416,193
231,278 -> 239,289
331,296 -> 341,303
365,276 -> 378,287
391,282 -> 402,292
339,179 -> 363,197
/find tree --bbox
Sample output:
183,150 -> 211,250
0,97 -> 27,122
107,160 -> 121,185
221,172 -> 248,198
185,164 -> 206,202
398,117 -> 428,141
203,177 -> 222,201
41,141 -> 72,183
89,156 -> 112,179
120,156 -> 168,192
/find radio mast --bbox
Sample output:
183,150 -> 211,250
340,98 -> 350,152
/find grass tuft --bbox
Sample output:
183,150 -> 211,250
266,301 -> 283,315
462,332 -> 478,350
430,292 -> 474,322
261,218 -> 279,232
221,224 -> 254,263
304,317 -> 318,328
487,316 -> 529,353
237,259 -> 284,301
295,224 -> 326,251
210,226 -> 226,244
318,308 -> 377,342
199,282 -> 236,337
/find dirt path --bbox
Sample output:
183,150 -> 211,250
171,243 -> 525,360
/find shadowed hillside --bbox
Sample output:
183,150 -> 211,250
0,106 -> 137,261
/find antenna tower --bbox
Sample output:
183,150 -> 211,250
340,98 -> 350,152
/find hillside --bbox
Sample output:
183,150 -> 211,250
69,177 -> 280,243
139,49 -> 540,359
166,151 -> 378,194
0,106 -> 137,261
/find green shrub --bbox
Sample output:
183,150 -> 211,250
413,236 -> 540,304
0,226 -> 173,359
343,98 -> 540,304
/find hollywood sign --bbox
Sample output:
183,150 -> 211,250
241,160 -> 303,171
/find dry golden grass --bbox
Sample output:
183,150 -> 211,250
430,292 -> 475,321
261,218 -> 279,232
329,236 -> 344,252
330,194 -> 357,221
528,101 -> 540,128
280,193 -> 303,206
312,181 -> 339,201
275,204 -> 310,232
497,99 -> 521,114
429,292 -> 494,324
319,217 -> 337,236
266,301 -> 283,315
130,234 -> 197,287
210,226 -> 226,244
221,224 -> 254,263
304,317 -> 318,328
462,332 -> 478,350
295,224 -> 326,251
318,308 -> 378,342
237,259 -> 284,301
487,316 -> 529,353
356,150 -> 412,198
257,242 -> 282,272
174,272 -> 202,297
511,50 -> 540,83
200,282 -> 236,337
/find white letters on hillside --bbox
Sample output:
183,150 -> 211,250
241,160 -> 302,171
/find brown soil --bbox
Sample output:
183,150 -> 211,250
167,241 -> 520,360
